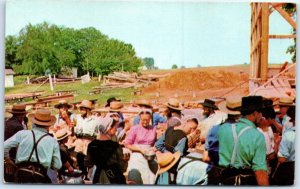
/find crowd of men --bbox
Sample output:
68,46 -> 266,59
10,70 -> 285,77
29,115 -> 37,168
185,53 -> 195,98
4,95 -> 296,185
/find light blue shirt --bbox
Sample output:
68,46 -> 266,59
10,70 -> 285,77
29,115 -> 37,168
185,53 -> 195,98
278,127 -> 295,162
4,125 -> 62,170
176,152 -> 208,185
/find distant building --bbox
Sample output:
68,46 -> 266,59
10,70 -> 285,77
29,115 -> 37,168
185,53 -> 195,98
5,69 -> 15,88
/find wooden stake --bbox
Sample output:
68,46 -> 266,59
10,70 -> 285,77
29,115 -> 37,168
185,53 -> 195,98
49,74 -> 54,91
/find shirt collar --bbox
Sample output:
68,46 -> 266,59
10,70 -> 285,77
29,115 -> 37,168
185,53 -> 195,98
238,117 -> 256,128
32,124 -> 48,133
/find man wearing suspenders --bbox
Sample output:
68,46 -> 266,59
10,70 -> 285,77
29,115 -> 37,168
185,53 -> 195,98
4,109 -> 62,183
218,96 -> 269,185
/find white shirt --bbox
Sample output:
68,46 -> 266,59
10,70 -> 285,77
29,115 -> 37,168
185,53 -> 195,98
257,127 -> 275,155
200,111 -> 227,140
74,114 -> 98,136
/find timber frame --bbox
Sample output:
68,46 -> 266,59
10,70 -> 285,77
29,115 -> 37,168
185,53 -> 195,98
249,2 -> 296,95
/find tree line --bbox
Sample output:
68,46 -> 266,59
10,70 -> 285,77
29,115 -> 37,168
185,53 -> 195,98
5,22 -> 144,76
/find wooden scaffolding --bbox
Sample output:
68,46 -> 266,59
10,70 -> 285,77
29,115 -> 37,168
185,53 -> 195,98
249,2 -> 296,98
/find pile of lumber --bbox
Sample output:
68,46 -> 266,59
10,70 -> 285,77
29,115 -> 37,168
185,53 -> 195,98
102,72 -> 168,89
28,76 -> 79,84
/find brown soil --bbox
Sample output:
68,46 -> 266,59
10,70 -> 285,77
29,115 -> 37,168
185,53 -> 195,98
141,66 -> 250,103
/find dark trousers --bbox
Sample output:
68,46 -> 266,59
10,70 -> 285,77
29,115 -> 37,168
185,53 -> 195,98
76,153 -> 87,177
271,161 -> 295,185
14,162 -> 51,183
219,167 -> 257,185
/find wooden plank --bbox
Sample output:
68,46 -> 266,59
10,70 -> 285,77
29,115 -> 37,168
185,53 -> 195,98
261,3 -> 269,81
269,34 -> 296,39
271,3 -> 296,29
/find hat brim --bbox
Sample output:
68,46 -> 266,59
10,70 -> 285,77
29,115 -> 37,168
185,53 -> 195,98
109,108 -> 123,112
54,103 -> 72,109
28,114 -> 56,127
7,110 -> 27,114
78,105 -> 93,110
92,108 -> 109,113
158,151 -> 181,175
200,102 -> 218,110
165,103 -> 183,111
137,103 -> 153,109
55,130 -> 72,141
218,101 -> 241,115
278,103 -> 295,107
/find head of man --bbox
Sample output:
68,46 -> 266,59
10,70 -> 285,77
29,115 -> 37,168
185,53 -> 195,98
8,104 -> 27,122
201,99 -> 218,117
139,109 -> 152,128
28,109 -> 56,131
278,97 -> 295,116
240,96 -> 264,126
78,100 -> 93,117
136,99 -> 153,109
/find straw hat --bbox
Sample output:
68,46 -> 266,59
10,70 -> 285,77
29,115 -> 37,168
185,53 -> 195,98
109,101 -> 124,112
218,96 -> 242,115
136,99 -> 153,108
28,109 -> 56,127
78,99 -> 93,110
278,97 -> 295,106
105,97 -> 121,107
157,151 -> 181,174
54,129 -> 71,141
54,100 -> 72,109
166,98 -> 183,111
200,99 -> 218,110
7,104 -> 27,114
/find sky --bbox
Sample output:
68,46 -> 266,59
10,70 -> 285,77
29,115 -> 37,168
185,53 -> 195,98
5,0 -> 295,69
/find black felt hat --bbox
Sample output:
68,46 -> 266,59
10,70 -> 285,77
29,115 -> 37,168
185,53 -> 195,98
241,96 -> 263,112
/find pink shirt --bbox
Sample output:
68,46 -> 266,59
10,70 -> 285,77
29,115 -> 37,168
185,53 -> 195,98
125,124 -> 157,146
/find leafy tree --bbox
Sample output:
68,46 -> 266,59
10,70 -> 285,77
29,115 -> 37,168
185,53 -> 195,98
282,3 -> 296,63
143,57 -> 155,70
172,64 -> 178,69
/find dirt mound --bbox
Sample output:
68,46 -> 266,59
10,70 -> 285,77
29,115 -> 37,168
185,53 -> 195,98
143,69 -> 249,93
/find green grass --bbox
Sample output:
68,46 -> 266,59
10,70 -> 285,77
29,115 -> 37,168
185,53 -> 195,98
5,76 -> 140,106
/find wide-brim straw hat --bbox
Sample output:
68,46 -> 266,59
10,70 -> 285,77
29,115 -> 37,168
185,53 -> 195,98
109,101 -> 124,112
7,104 -> 27,114
78,99 -> 93,110
218,96 -> 242,115
28,109 -> 56,127
165,98 -> 183,111
200,99 -> 218,110
278,97 -> 295,106
157,151 -> 181,175
54,129 -> 71,141
92,107 -> 109,113
136,99 -> 153,108
54,100 -> 72,109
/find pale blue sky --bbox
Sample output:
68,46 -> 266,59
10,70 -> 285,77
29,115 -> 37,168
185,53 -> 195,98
6,0 -> 295,69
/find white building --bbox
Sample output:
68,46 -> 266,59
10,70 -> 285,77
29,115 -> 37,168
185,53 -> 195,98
5,69 -> 15,88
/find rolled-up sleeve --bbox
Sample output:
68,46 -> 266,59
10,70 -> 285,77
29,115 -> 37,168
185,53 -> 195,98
252,134 -> 268,171
4,132 -> 21,159
51,141 -> 62,170
155,133 -> 166,152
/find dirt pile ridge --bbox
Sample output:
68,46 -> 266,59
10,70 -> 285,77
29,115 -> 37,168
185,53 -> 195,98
143,69 -> 249,93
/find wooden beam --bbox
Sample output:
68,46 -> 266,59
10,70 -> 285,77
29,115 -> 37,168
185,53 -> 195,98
261,3 -> 269,82
271,3 -> 296,29
269,34 -> 296,39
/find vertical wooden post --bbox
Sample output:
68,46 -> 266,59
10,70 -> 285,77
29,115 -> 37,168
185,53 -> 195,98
49,74 -> 54,91
261,3 -> 269,82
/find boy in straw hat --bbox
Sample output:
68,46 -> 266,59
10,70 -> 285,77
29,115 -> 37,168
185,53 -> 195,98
217,96 -> 269,185
53,129 -> 74,180
165,98 -> 183,128
4,109 -> 62,183
204,95 -> 242,185
274,97 -> 295,134
53,100 -> 75,132
73,99 -> 98,179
